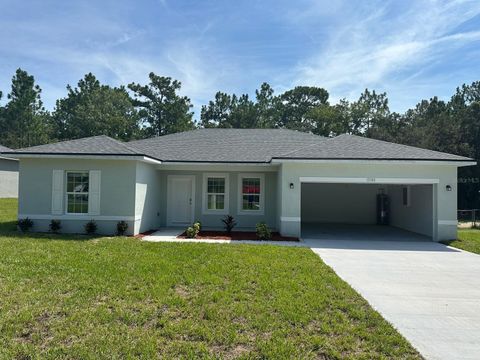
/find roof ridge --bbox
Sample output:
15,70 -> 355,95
128,129 -> 202,145
276,140 -> 324,158
104,136 -> 143,154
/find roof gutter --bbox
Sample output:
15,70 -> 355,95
271,158 -> 477,166
6,153 -> 162,164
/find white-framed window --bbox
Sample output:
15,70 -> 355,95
402,186 -> 411,207
66,171 -> 89,214
203,173 -> 229,214
238,173 -> 265,215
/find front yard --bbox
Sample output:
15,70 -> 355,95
0,199 -> 420,359
443,229 -> 480,254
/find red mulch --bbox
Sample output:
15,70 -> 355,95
134,229 -> 157,239
177,230 -> 299,242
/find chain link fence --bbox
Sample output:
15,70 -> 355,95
458,209 -> 479,228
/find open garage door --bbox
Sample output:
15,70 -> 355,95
301,180 -> 435,241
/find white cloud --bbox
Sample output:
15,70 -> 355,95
291,0 -> 480,109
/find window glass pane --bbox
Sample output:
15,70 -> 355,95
208,178 -> 225,194
67,172 -> 89,193
81,203 -> 88,214
207,194 -> 215,210
67,194 -> 74,213
242,178 -> 260,194
66,173 -> 89,213
242,194 -> 260,210
215,195 -> 224,209
67,181 -> 73,192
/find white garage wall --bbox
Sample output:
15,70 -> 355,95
278,162 -> 458,241
389,184 -> 433,237
301,183 -> 383,224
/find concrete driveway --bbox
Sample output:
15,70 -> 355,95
306,239 -> 480,360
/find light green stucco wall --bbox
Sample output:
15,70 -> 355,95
18,158 -> 137,234
134,162 -> 162,234
157,169 -> 278,231
16,157 -> 462,240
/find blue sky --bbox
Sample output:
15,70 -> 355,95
1,0 -> 480,118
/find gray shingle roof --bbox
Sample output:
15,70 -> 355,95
278,134 -> 472,161
0,144 -> 18,161
11,135 -> 141,156
128,129 -> 326,162
8,129 -> 473,162
0,144 -> 12,152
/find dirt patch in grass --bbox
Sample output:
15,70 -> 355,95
177,230 -> 299,241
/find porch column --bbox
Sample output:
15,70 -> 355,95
278,164 -> 301,237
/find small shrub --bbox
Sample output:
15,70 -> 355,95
85,220 -> 97,235
116,221 -> 129,235
222,215 -> 237,234
193,221 -> 201,233
185,226 -> 198,238
17,218 -> 33,233
256,222 -> 271,240
194,220 -> 202,231
49,219 -> 61,233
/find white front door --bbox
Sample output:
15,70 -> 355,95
167,175 -> 195,226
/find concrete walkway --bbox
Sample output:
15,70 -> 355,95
305,238 -> 480,360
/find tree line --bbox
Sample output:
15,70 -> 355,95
0,68 -> 479,208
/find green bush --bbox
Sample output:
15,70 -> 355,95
221,215 -> 237,234
256,222 -> 271,240
194,220 -> 202,231
116,221 -> 129,235
49,219 -> 61,233
85,220 -> 97,235
185,226 -> 198,238
185,221 -> 202,238
17,218 -> 33,233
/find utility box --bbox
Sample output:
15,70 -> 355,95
376,193 -> 390,225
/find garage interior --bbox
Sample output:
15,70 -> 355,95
301,182 -> 434,241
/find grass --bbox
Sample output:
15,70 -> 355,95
443,229 -> 480,254
0,199 -> 420,359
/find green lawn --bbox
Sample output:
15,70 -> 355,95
443,229 -> 480,254
0,199 -> 420,359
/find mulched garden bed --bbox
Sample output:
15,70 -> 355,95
135,229 -> 157,239
177,230 -> 299,242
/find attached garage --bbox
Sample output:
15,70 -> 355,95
300,178 -> 436,241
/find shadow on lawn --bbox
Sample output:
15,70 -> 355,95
0,220 -> 17,233
0,224 -> 105,242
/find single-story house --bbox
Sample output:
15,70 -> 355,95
4,129 -> 476,241
0,144 -> 19,198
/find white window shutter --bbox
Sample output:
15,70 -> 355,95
52,170 -> 64,215
88,170 -> 101,215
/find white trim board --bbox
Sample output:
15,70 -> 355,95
158,163 -> 278,171
18,214 -> 141,221
0,155 -> 18,161
11,154 -> 161,164
438,220 -> 458,226
299,177 -> 440,184
273,159 -> 476,167
280,217 -> 301,222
